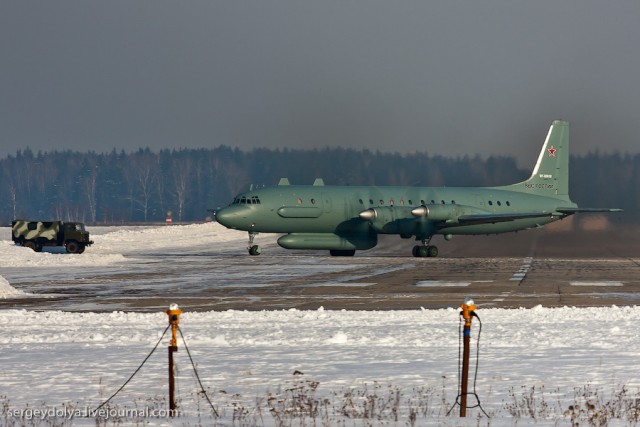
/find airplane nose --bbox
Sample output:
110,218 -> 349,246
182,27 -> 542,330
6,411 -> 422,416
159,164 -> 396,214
215,207 -> 234,227
216,206 -> 250,229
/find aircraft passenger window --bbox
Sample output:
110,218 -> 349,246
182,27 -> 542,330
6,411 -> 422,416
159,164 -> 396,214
430,200 -> 435,204
408,199 -> 413,205
421,200 -> 426,205
359,199 -> 364,205
506,201 -> 511,206
488,201 -> 493,206
441,200 -> 445,204
311,198 -> 316,204
380,199 -> 384,205
369,199 -> 374,205
400,199 -> 405,206
297,197 -> 302,205
451,200 -> 456,204
390,199 -> 394,206
497,201 -> 502,206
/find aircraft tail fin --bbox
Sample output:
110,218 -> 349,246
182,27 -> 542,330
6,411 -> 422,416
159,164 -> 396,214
505,120 -> 570,200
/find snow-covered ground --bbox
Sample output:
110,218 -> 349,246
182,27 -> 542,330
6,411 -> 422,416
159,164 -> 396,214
1,224 -> 640,426
0,223 -> 249,268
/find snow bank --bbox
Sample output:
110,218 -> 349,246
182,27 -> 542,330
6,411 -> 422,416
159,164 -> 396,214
0,240 -> 128,267
0,223 -> 247,267
91,222 -> 246,253
0,275 -> 28,298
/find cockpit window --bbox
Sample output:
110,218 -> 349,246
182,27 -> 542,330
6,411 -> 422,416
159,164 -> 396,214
233,196 -> 261,205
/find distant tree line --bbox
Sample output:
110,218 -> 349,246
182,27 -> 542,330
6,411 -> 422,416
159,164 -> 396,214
0,147 -> 637,225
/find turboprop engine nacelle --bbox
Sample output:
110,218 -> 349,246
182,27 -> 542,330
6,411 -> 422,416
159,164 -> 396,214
359,206 -> 420,235
410,204 -> 461,222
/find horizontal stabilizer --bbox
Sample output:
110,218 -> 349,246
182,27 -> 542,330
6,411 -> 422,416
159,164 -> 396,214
456,212 -> 553,226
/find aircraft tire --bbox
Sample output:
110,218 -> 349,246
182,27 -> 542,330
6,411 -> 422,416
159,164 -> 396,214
418,246 -> 430,258
427,245 -> 439,257
248,245 -> 261,256
412,245 -> 420,257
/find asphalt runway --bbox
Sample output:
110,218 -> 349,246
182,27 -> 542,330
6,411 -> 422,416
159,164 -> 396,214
2,219 -> 639,312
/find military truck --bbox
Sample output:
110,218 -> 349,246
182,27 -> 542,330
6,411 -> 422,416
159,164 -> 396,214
11,220 -> 94,254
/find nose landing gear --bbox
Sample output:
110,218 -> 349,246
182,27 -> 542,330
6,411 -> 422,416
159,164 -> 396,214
247,232 -> 261,256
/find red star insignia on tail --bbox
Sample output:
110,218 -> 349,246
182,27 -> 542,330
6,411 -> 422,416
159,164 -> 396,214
548,145 -> 557,157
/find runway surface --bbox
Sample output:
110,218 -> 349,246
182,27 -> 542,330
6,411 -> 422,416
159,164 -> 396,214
1,222 -> 638,312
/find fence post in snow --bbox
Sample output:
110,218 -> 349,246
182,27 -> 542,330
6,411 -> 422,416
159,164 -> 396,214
166,303 -> 182,416
460,297 -> 476,417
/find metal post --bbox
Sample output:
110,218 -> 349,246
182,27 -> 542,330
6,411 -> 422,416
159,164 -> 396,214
460,297 -> 476,417
166,303 -> 182,416
168,345 -> 176,414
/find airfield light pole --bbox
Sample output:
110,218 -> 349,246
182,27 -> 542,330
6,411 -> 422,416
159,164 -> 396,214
166,303 -> 182,416
460,297 -> 476,417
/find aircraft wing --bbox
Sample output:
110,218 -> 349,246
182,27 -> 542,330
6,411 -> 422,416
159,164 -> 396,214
556,207 -> 623,215
453,212 -> 554,226
444,208 -> 622,227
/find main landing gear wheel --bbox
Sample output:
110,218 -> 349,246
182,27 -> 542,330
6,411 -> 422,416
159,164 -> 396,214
412,244 -> 438,258
247,232 -> 261,256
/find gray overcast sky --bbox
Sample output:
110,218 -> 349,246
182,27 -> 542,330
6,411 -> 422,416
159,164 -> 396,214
2,1 -> 639,166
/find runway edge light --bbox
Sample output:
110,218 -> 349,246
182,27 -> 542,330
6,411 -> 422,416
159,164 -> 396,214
461,297 -> 476,327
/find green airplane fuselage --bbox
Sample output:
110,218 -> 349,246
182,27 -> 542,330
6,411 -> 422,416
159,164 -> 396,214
220,185 -> 568,236
216,120 -> 618,256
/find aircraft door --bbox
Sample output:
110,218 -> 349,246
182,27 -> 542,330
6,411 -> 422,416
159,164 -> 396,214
474,194 -> 485,209
322,192 -> 332,213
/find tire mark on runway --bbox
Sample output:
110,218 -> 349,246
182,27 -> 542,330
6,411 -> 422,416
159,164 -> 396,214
625,257 -> 640,268
509,257 -> 533,283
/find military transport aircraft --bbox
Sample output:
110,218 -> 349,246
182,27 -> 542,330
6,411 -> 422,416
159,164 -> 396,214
216,120 -> 620,257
